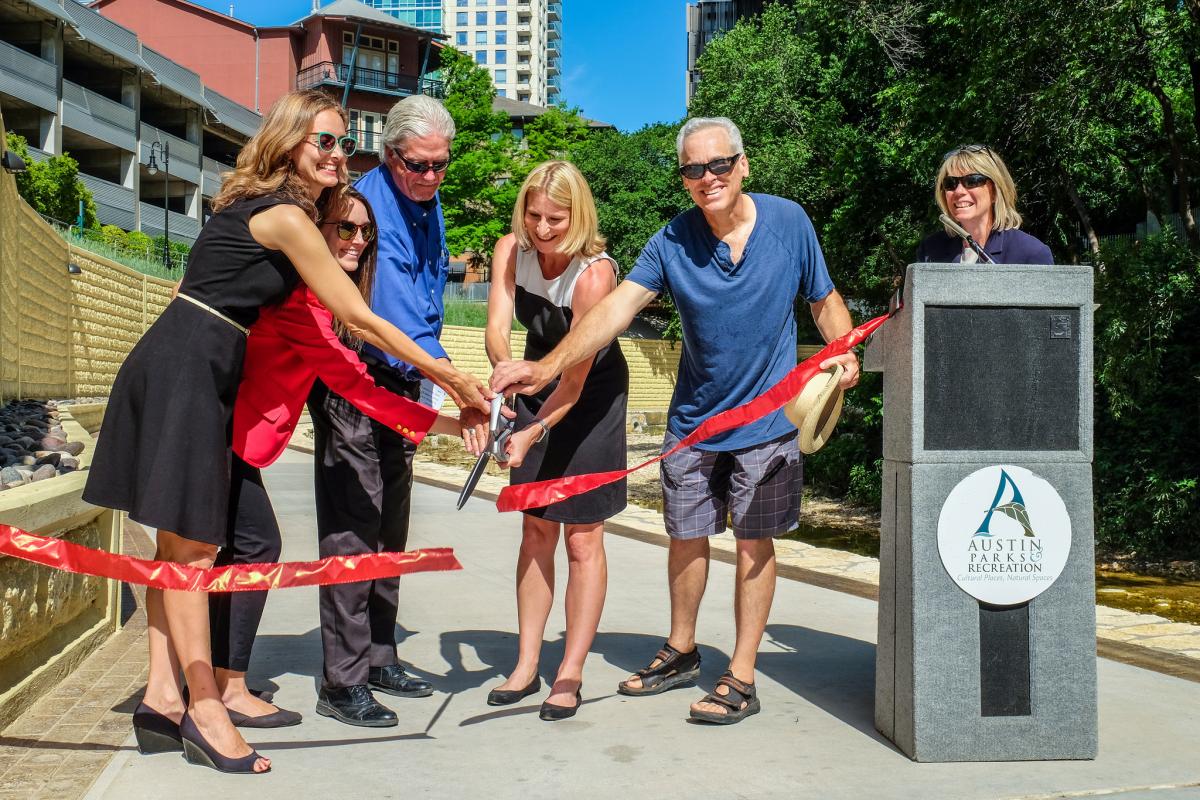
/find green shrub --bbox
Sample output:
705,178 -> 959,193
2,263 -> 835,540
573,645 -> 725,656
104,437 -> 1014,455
1092,233 -> 1200,556
5,132 -> 98,228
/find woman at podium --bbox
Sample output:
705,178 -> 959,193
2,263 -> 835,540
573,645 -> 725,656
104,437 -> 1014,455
917,144 -> 1053,265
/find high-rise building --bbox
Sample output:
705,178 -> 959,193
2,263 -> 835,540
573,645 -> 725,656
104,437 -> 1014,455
685,0 -> 764,103
368,0 -> 562,106
370,0 -> 443,32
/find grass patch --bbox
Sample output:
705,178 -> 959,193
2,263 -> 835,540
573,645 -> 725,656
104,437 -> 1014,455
444,299 -> 524,330
57,228 -> 180,280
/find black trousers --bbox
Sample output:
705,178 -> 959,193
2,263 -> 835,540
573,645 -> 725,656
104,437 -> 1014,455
210,455 -> 282,673
308,367 -> 420,689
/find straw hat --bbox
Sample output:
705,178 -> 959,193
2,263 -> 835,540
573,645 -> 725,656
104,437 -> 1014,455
785,364 -> 845,454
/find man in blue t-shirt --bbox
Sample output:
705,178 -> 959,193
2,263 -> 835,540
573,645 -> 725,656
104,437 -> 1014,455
491,117 -> 860,725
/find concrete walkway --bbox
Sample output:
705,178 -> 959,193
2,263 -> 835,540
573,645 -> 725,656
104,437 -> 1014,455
82,450 -> 1200,799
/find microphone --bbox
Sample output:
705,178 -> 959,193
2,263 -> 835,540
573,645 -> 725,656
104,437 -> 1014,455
939,213 -> 996,264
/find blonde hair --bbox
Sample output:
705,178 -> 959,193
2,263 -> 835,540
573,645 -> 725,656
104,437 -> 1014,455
212,89 -> 348,216
935,145 -> 1022,234
511,161 -> 605,258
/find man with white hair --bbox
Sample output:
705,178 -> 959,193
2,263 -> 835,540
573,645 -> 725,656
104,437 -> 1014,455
309,94 -> 461,727
491,116 -> 860,725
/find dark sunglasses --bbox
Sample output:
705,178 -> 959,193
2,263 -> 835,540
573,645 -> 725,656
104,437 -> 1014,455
307,131 -> 357,156
678,153 -> 742,180
392,148 -> 451,174
943,143 -> 994,161
322,220 -> 376,242
942,173 -> 991,191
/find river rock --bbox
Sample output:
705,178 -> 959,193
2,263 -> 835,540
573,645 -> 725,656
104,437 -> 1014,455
40,437 -> 67,451
20,455 -> 36,466
30,464 -> 57,482
62,441 -> 85,456
59,456 -> 79,470
0,466 -> 22,484
35,452 -> 62,467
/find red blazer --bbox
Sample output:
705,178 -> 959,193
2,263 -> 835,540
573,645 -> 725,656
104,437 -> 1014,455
232,285 -> 439,468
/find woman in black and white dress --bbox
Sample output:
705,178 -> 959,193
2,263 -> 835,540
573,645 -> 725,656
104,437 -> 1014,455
483,160 -> 628,720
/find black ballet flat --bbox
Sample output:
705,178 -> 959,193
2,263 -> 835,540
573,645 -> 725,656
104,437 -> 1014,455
179,713 -> 269,774
539,688 -> 582,722
486,676 -> 542,706
132,702 -> 183,754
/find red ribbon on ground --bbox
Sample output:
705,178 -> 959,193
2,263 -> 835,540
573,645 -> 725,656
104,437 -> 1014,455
496,313 -> 891,513
0,525 -> 461,592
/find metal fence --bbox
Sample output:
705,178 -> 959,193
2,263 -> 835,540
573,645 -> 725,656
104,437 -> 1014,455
444,281 -> 491,302
37,212 -> 187,276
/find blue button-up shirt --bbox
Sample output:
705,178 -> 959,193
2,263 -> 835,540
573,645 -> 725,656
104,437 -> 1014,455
354,164 -> 450,378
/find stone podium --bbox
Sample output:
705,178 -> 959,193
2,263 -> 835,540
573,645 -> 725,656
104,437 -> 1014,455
864,262 -> 1098,762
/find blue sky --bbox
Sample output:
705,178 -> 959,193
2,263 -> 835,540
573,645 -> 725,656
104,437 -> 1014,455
190,0 -> 685,131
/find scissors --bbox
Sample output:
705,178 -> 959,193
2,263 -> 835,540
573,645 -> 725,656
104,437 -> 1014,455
456,394 -> 515,510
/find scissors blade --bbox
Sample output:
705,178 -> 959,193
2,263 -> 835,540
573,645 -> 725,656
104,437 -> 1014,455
456,450 -> 492,510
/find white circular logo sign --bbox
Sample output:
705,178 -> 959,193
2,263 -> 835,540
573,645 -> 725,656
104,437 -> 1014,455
936,465 -> 1072,606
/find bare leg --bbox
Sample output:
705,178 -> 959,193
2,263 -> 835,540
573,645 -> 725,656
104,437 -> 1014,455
545,521 -> 606,707
142,585 -> 184,721
691,536 -> 775,717
624,536 -> 710,689
214,669 -> 278,718
492,515 -> 559,692
157,530 -> 269,773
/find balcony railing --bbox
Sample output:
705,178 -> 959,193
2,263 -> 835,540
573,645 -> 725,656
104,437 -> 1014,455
79,172 -> 136,231
0,39 -> 58,113
296,61 -> 444,99
141,123 -> 201,184
548,2 -> 561,21
62,79 -> 137,152
348,127 -> 383,157
139,201 -> 201,243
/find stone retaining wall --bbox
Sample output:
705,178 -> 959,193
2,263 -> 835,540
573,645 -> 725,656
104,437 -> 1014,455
0,410 -> 122,730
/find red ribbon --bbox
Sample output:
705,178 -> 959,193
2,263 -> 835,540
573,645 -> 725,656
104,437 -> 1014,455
0,525 -> 461,592
496,313 -> 890,513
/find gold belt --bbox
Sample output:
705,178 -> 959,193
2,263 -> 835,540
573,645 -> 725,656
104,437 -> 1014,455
176,293 -> 250,335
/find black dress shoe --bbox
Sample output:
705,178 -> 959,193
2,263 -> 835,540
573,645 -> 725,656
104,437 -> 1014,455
368,664 -> 434,698
539,688 -> 583,722
316,685 -> 398,728
487,676 -> 542,706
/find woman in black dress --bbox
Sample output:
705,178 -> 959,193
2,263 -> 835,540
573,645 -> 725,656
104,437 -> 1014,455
483,161 -> 628,720
83,89 -> 488,773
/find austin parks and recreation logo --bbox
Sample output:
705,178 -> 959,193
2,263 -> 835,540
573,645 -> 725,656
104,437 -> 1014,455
936,465 -> 1072,606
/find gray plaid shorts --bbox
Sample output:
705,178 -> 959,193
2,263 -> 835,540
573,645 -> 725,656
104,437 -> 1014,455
659,430 -> 803,540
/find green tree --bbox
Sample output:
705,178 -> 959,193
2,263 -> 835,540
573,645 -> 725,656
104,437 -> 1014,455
5,132 -> 98,228
438,47 -> 519,267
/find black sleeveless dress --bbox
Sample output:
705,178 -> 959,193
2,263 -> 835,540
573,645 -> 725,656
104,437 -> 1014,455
510,248 -> 628,523
83,195 -> 302,545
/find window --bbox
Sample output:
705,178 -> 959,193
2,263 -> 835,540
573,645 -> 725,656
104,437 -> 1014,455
497,88 -> 506,97
456,31 -> 467,45
457,11 -> 467,24
496,0 -> 506,5
495,30 -> 507,44
456,0 -> 467,5
476,10 -> 487,24
496,10 -> 507,24
348,109 -> 382,155
495,69 -> 507,83
495,50 -> 507,64
475,50 -> 487,64
475,30 -> 487,44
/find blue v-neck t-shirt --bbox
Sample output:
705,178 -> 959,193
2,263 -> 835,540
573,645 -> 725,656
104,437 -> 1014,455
625,193 -> 834,450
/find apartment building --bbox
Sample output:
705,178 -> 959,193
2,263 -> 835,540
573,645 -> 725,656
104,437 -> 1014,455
0,0 -> 261,243
95,0 -> 448,177
685,0 -> 764,103
368,0 -> 561,106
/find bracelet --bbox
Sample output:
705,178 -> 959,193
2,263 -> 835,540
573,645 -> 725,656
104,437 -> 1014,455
531,418 -> 550,443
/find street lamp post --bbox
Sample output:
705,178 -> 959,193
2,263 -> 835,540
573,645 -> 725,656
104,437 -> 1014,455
146,140 -> 171,269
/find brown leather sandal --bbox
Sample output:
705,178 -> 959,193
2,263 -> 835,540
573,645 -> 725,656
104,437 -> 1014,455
617,642 -> 701,696
689,671 -> 761,724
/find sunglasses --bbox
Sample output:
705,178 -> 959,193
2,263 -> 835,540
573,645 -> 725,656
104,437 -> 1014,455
943,143 -> 994,160
942,173 -> 991,191
307,131 -> 357,156
322,220 -> 376,242
392,148 -> 451,174
678,153 -> 742,180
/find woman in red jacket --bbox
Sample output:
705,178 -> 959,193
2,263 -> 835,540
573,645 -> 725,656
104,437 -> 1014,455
206,187 -> 484,729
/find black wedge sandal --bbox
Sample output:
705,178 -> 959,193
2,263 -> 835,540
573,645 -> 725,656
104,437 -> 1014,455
617,642 -> 701,696
132,702 -> 183,754
179,713 -> 270,774
689,671 -> 761,725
